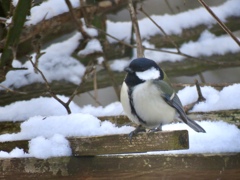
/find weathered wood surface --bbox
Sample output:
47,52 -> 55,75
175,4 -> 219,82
0,153 -> 240,179
0,140 -> 29,153
69,130 -> 189,156
0,130 -> 188,155
100,109 -> 240,128
0,121 -> 21,135
189,110 -> 240,128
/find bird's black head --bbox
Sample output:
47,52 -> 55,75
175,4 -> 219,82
124,58 -> 164,87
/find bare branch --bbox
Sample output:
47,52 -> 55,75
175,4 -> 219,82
173,82 -> 234,89
195,79 -> 206,102
93,66 -> 98,106
32,34 -> 45,73
66,61 -> 95,106
102,56 -> 121,100
128,0 -> 144,58
65,0 -> 91,39
0,17 -> 7,23
87,91 -> 102,106
0,84 -> 27,94
29,56 -> 72,114
184,79 -> 206,113
198,0 -> 240,47
139,6 -> 180,53
89,25 -> 231,65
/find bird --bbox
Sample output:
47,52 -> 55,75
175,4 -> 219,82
120,57 -> 206,141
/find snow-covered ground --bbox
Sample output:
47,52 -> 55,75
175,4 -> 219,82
0,0 -> 240,158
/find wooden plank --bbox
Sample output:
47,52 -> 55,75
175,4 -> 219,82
0,153 -> 240,179
0,140 -> 29,153
0,131 -> 188,155
100,110 -> 240,127
0,121 -> 21,135
68,130 -> 189,156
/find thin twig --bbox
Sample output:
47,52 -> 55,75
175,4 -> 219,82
139,6 -> 180,53
128,0 -> 144,58
87,91 -> 102,106
65,0 -> 91,39
32,34 -> 45,73
102,56 -> 121,100
66,61 -> 95,106
0,84 -> 27,94
93,66 -> 98,106
198,0 -> 240,47
89,25 -> 232,65
29,56 -> 72,114
173,82 -> 234,88
195,79 -> 206,102
0,17 -> 7,23
184,79 -> 206,113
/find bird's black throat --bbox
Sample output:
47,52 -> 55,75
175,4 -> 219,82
125,72 -> 144,87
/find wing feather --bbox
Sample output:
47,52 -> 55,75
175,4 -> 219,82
153,80 -> 206,133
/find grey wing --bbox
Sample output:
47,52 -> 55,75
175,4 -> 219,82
154,80 -> 206,133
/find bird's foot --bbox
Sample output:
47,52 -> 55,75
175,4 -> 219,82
149,123 -> 162,133
129,125 -> 146,144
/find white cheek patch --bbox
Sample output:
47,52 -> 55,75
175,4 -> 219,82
136,67 -> 160,81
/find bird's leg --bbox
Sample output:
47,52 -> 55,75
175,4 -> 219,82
129,125 -> 146,143
149,123 -> 162,133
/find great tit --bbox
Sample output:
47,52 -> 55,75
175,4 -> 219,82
120,57 -> 206,140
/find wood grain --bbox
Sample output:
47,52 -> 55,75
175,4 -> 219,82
0,153 -> 239,179
68,130 -> 189,156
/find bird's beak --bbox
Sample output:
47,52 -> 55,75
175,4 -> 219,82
124,67 -> 133,73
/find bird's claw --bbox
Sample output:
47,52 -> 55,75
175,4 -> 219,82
128,125 -> 146,144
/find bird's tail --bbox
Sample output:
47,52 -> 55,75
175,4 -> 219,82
186,117 -> 206,133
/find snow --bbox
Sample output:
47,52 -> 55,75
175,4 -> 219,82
0,0 -> 240,159
28,134 -> 72,159
0,113 -> 133,159
110,59 -> 130,72
0,114 -> 133,141
78,39 -> 103,57
11,0 -> 19,7
178,84 -> 240,112
0,96 -> 124,121
25,0 -> 80,26
151,120 -> 240,154
113,30 -> 240,68
107,0 -> 240,42
1,32 -> 85,89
